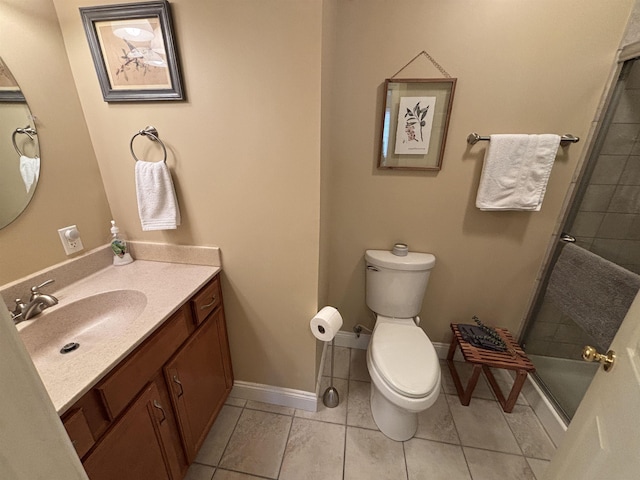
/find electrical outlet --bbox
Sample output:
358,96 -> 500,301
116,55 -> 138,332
57,225 -> 84,255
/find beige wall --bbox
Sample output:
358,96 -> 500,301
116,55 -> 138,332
52,0 -> 323,392
0,0 -> 112,285
318,0 -> 338,376
323,0 -> 635,343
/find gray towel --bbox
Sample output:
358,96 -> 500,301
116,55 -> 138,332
546,243 -> 640,350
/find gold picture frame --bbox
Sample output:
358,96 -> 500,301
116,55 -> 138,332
378,78 -> 456,171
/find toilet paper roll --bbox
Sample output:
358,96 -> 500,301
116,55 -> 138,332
310,306 -> 343,341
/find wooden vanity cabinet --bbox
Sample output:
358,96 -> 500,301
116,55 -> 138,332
61,273 -> 232,480
165,307 -> 228,462
82,382 -> 181,480
63,408 -> 96,459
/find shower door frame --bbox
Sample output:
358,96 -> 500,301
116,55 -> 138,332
519,50 -> 640,424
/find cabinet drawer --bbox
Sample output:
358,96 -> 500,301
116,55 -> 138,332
97,307 -> 191,419
63,408 -> 95,459
191,276 -> 221,325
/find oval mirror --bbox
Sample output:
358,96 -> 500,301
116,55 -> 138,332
0,57 -> 40,229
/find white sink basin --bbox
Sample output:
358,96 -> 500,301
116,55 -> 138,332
18,289 -> 147,361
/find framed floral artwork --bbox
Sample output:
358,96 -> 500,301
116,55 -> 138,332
378,78 -> 456,171
80,1 -> 184,102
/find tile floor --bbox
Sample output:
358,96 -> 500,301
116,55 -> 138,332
184,347 -> 557,480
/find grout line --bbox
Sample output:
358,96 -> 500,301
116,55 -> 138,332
342,409 -> 348,480
459,447 -> 474,480
275,413 -> 295,479
498,399 -> 527,458
215,467 -> 273,479
214,402 -> 245,469
345,348 -> 352,427
243,403 -> 295,417
463,443 -> 546,460
444,393 -> 474,479
442,393 -> 464,447
401,440 -> 410,480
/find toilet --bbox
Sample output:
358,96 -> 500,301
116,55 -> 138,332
365,248 -> 441,441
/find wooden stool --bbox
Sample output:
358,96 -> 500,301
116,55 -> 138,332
446,323 -> 535,413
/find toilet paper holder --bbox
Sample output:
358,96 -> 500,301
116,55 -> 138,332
323,338 -> 339,408
310,306 -> 342,408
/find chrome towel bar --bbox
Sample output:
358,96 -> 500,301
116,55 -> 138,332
467,132 -> 580,145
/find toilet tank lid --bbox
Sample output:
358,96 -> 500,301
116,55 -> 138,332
365,250 -> 436,271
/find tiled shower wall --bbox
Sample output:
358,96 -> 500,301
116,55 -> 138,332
524,299 -> 597,358
572,59 -> 640,273
525,59 -> 640,359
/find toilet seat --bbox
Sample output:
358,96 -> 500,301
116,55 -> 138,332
370,323 -> 439,399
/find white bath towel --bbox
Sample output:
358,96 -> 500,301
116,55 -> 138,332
19,155 -> 40,192
135,160 -> 181,231
475,134 -> 561,211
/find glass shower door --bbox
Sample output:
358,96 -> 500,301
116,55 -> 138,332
522,57 -> 640,422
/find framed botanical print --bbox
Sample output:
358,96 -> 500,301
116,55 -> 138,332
378,78 -> 456,171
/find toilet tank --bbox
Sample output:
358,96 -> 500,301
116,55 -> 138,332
365,249 -> 436,319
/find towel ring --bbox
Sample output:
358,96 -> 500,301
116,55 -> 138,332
12,126 -> 37,156
130,126 -> 167,163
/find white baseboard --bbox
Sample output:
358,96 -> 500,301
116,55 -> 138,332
334,330 -> 371,349
230,381 -> 318,412
334,330 -> 452,359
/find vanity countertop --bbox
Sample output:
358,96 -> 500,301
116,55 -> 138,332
16,260 -> 220,415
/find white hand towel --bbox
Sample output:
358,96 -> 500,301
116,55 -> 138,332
475,134 -> 561,211
19,155 -> 40,192
135,160 -> 181,231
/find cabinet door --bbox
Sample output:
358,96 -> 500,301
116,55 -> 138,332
165,309 -> 229,462
83,382 -> 180,480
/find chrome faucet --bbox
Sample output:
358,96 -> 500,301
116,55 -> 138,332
10,279 -> 58,324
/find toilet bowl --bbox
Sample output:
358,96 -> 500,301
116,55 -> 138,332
366,316 -> 441,440
364,248 -> 440,441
